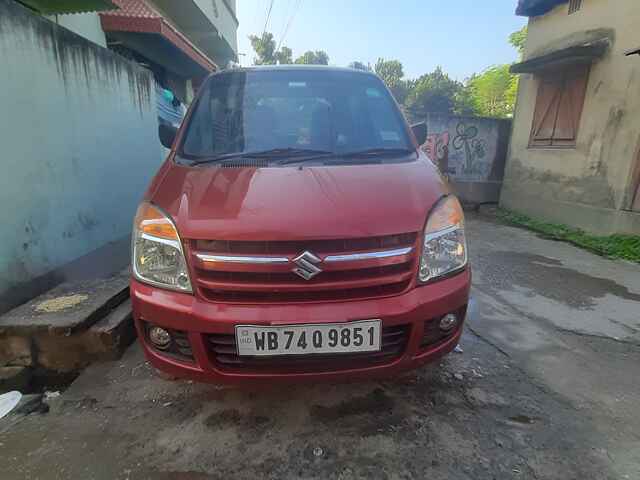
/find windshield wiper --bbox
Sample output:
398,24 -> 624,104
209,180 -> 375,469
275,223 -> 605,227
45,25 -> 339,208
340,147 -> 415,158
185,147 -> 414,167
276,147 -> 417,166
322,147 -> 415,165
274,150 -> 338,165
185,148 -> 334,166
248,147 -> 334,158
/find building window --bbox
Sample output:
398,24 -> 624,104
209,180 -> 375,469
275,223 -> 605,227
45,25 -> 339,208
529,64 -> 590,148
569,0 -> 582,14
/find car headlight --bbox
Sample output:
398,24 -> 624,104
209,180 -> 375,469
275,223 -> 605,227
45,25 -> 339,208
419,195 -> 467,283
132,202 -> 192,292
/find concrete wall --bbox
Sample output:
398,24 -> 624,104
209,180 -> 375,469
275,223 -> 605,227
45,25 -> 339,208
502,0 -> 640,235
45,12 -> 107,47
418,113 -> 511,204
0,0 -> 162,313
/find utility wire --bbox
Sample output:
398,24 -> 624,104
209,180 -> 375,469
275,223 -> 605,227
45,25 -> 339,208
262,0 -> 275,38
276,0 -> 294,47
252,0 -> 266,33
275,0 -> 301,54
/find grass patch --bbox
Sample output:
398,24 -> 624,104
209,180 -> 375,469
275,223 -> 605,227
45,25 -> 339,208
496,209 -> 640,263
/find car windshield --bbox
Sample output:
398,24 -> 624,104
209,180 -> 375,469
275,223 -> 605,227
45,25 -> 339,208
180,68 -> 413,161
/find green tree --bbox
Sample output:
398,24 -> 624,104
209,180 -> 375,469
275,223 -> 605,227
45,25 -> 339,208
456,26 -> 526,118
248,32 -> 277,65
509,25 -> 528,59
294,50 -> 330,65
466,65 -> 517,117
374,58 -> 410,103
374,58 -> 403,88
348,61 -> 371,71
453,78 -> 477,115
404,67 -> 464,118
275,46 -> 293,65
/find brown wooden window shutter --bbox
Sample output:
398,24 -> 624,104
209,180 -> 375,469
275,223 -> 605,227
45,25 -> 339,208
569,0 -> 582,14
529,64 -> 589,148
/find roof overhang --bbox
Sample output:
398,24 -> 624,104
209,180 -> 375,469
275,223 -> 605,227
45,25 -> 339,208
516,0 -> 567,17
511,38 -> 610,74
100,0 -> 216,75
105,31 -> 211,77
150,0 -> 237,65
18,0 -> 116,14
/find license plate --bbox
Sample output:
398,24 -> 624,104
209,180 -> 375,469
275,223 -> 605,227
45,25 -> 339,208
235,320 -> 382,356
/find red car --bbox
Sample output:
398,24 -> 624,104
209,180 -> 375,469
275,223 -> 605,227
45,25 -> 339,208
131,66 -> 470,385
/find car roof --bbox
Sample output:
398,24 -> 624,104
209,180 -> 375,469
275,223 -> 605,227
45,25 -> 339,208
213,64 -> 378,76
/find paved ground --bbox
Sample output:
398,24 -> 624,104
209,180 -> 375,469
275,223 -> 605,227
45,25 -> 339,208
1,213 -> 639,480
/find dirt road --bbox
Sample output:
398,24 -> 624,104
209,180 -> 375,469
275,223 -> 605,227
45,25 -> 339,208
2,214 -> 639,479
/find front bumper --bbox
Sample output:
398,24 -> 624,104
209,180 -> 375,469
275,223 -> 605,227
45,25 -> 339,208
130,268 -> 471,385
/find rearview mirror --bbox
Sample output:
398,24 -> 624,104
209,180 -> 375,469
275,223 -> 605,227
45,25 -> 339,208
411,122 -> 428,146
159,123 -> 178,149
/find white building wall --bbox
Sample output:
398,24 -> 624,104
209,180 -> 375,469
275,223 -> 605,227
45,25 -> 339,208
195,0 -> 238,54
46,12 -> 107,47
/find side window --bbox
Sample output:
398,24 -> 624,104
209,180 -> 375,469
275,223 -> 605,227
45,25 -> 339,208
529,64 -> 589,148
183,79 -> 244,156
182,87 -> 214,155
367,91 -> 404,147
345,88 -> 406,150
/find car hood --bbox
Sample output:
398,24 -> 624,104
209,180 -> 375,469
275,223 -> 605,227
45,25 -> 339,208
148,158 -> 449,240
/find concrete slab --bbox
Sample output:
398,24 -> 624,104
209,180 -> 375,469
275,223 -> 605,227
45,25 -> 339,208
0,270 -> 129,336
34,299 -> 135,372
87,298 -> 136,360
0,335 -> 32,366
452,180 -> 503,204
0,366 -> 31,392
467,213 -> 640,343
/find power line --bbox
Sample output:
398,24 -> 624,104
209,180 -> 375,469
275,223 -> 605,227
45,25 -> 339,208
276,0 -> 294,46
252,0 -> 266,33
275,0 -> 301,54
262,0 -> 275,38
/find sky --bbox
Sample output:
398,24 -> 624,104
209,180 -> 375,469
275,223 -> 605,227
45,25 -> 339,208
236,0 -> 527,81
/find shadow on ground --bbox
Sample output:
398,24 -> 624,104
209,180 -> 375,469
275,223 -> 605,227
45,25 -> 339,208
1,332 -> 611,480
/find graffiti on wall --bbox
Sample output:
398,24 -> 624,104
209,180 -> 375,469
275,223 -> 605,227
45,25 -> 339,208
420,119 -> 495,181
421,131 -> 451,174
452,122 -> 487,176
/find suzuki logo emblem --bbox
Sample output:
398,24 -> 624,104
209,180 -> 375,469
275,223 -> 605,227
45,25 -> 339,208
292,251 -> 322,280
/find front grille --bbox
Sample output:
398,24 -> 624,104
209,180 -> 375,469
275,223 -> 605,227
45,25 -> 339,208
194,233 -> 417,255
216,159 -> 271,168
206,325 -> 410,373
189,233 -> 419,303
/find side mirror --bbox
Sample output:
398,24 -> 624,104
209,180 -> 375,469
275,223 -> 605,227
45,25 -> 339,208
411,122 -> 428,146
159,123 -> 178,149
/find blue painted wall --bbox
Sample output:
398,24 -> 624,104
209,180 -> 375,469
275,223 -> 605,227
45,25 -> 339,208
0,0 -> 162,312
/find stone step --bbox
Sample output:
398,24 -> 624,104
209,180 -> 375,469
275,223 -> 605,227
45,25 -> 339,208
87,298 -> 137,360
34,299 -> 136,373
0,270 -> 130,337
0,271 -> 136,378
0,366 -> 32,393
